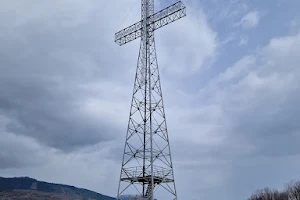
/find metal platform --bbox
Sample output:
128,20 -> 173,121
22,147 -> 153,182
120,166 -> 174,184
121,175 -> 174,184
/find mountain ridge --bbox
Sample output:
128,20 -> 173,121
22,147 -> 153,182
0,176 -> 115,200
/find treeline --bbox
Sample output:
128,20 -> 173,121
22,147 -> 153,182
248,180 -> 300,200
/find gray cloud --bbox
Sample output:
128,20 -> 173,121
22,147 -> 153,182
1,0 -> 300,200
0,119 -> 50,169
0,52 -> 119,151
0,0 -> 139,152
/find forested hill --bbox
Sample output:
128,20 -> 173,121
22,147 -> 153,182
0,177 -> 115,200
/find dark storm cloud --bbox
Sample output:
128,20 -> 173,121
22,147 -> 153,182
0,1 -> 134,152
0,53 -> 118,151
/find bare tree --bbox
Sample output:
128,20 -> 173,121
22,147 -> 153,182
273,190 -> 288,200
248,188 -> 273,200
248,187 -> 288,200
248,189 -> 264,200
286,180 -> 300,200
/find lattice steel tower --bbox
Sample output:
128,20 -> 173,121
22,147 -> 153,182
114,1 -> 186,200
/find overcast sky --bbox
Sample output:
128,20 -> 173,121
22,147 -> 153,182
0,0 -> 300,199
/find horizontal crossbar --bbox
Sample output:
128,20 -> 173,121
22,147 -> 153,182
115,1 -> 186,46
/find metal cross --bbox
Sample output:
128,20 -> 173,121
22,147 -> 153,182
115,1 -> 186,200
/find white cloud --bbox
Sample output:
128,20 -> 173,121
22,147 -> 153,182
289,19 -> 298,28
238,36 -> 249,46
216,55 -> 256,84
167,30 -> 300,198
237,11 -> 261,29
156,2 -> 218,77
203,31 -> 300,112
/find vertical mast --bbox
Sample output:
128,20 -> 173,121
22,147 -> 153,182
141,0 -> 147,197
146,0 -> 154,199
142,1 -> 154,199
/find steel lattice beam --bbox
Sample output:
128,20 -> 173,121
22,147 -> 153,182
115,1 -> 186,46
